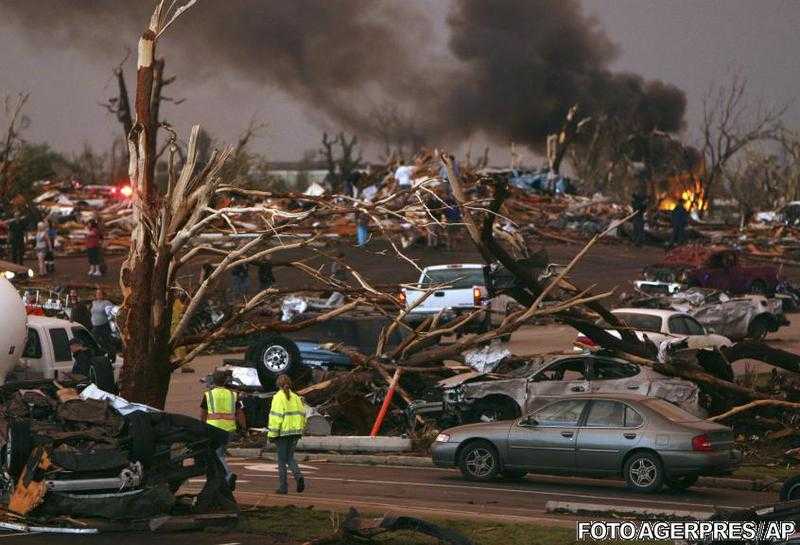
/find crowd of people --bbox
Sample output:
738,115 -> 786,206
2,212 -> 107,278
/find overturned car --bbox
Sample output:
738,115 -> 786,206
439,353 -> 704,424
0,380 -> 234,521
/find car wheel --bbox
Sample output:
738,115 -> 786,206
780,474 -> 800,501
249,335 -> 301,391
624,451 -> 664,493
458,441 -> 500,482
501,469 -> 528,481
468,398 -> 520,424
750,280 -> 769,296
747,316 -> 771,341
665,474 -> 698,491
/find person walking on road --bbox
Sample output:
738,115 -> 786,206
34,222 -> 51,276
631,187 -> 648,246
7,213 -> 26,265
86,219 -> 104,277
268,374 -> 307,495
201,371 -> 244,490
45,220 -> 57,273
670,199 -> 690,247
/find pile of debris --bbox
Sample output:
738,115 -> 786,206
0,378 -> 236,532
31,180 -> 134,256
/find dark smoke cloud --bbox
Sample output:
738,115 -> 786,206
1,0 -> 686,149
443,0 -> 686,144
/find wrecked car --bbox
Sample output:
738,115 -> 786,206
233,313 -> 404,391
661,289 -> 787,341
626,288 -> 789,341
574,308 -> 733,353
644,246 -> 781,295
0,380 -> 234,520
440,353 -> 704,424
432,393 -> 741,492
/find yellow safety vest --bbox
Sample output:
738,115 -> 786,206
268,390 -> 306,439
205,387 -> 237,432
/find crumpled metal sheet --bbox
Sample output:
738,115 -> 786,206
463,340 -> 511,374
80,384 -> 158,415
460,378 -> 528,411
281,295 -> 308,322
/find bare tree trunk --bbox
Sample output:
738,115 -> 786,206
118,28 -> 170,407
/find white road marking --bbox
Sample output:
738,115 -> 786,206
243,463 -> 318,473
187,479 -> 251,484
235,474 -> 742,511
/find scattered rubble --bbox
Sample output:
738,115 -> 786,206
0,378 -> 237,532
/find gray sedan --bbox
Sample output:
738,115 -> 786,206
431,393 -> 741,493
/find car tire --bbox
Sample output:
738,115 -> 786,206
6,421 -> 33,483
467,398 -> 520,424
665,474 -> 698,491
780,474 -> 800,501
249,335 -> 302,391
623,451 -> 664,493
458,441 -> 501,482
501,469 -> 528,481
747,316 -> 772,341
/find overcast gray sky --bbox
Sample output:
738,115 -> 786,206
0,0 -> 798,163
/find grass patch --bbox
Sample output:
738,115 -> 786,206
239,506 -> 664,545
733,464 -> 794,482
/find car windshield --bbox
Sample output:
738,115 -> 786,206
642,398 -> 702,422
420,268 -> 484,289
605,313 -> 662,333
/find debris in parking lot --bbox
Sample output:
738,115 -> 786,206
0,379 -> 237,528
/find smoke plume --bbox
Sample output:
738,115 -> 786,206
1,0 -> 686,148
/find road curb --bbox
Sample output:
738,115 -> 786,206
226,449 -> 783,491
545,500 -> 714,520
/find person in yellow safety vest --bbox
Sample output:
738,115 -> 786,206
268,374 -> 307,495
201,371 -> 246,490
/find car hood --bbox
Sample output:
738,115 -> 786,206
443,420 -> 515,439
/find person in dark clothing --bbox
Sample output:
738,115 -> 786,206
631,189 -> 648,246
257,259 -> 275,291
70,338 -> 93,377
66,289 -> 92,329
230,263 -> 250,301
670,199 -> 690,247
7,214 -> 26,265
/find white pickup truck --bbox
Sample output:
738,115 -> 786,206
401,264 -> 508,334
9,315 -> 123,383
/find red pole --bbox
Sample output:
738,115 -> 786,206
370,368 -> 402,437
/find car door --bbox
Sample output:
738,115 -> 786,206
506,399 -> 588,471
17,327 -> 45,380
576,401 -> 644,473
589,358 -> 646,395
526,358 -> 591,413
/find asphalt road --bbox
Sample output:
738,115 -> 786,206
4,460 -> 780,544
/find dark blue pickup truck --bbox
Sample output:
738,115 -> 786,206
231,315 -> 403,391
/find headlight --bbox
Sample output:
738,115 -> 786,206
3,271 -> 14,280
27,269 -> 34,278
435,433 -> 451,443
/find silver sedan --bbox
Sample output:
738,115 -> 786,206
431,393 -> 741,493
